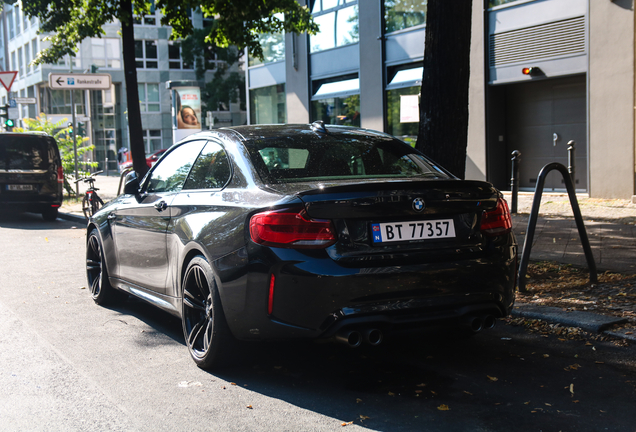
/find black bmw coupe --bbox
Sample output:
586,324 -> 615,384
86,123 -> 517,369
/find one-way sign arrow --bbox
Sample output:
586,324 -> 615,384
56,77 -> 64,86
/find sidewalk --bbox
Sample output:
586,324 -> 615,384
59,179 -> 636,340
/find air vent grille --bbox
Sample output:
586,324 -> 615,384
489,17 -> 585,67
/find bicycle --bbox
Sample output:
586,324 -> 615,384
75,170 -> 105,220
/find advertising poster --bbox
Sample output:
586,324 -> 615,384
172,86 -> 202,142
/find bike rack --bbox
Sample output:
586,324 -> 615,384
517,162 -> 597,293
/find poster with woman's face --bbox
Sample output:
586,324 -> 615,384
174,87 -> 202,130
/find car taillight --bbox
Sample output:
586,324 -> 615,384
249,208 -> 336,248
57,166 -> 64,184
480,197 -> 512,236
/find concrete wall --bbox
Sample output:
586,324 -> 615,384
466,0 -> 487,181
358,4 -> 384,131
589,0 -> 635,198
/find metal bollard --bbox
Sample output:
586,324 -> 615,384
510,150 -> 521,214
105,157 -> 109,177
567,140 -> 575,184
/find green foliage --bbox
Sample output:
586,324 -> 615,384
15,114 -> 97,196
161,0 -> 318,61
25,0 -> 317,65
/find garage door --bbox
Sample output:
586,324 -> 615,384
505,75 -> 587,191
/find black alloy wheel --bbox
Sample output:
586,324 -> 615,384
182,256 -> 233,369
86,230 -> 120,304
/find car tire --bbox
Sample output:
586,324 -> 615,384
42,207 -> 58,221
86,229 -> 122,305
181,255 -> 234,369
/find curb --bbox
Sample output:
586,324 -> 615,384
512,304 -> 633,341
58,212 -> 88,224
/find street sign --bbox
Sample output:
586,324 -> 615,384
0,71 -> 18,92
8,107 -> 19,119
13,97 -> 37,104
48,73 -> 112,90
9,99 -> 16,108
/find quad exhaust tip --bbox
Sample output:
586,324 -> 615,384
465,315 -> 497,333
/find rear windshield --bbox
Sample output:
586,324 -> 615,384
0,136 -> 53,171
245,132 -> 451,184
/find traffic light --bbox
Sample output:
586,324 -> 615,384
5,119 -> 14,128
77,121 -> 86,137
0,104 -> 11,130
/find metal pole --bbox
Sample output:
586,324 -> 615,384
70,90 -> 79,198
567,140 -> 576,184
510,150 -> 521,214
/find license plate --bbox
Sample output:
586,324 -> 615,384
371,219 -> 456,243
7,184 -> 34,191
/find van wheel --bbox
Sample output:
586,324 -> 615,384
42,207 -> 58,221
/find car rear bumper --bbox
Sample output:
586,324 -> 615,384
216,238 -> 517,341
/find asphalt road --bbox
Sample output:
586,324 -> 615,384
1,212 -> 635,432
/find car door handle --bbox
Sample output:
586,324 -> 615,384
107,213 -> 116,220
154,200 -> 168,212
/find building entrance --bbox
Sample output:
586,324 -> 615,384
505,75 -> 587,192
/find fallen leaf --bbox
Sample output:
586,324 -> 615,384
80,286 -> 86,290
463,391 -> 473,396
388,391 -> 395,396
246,405 -> 253,409
341,421 -> 354,426
545,403 -> 552,406
524,401 -> 530,405
595,361 -> 604,364
431,391 -> 437,395
626,332 -> 633,335
487,376 -> 499,382
416,383 -> 427,387
543,354 -> 550,358
570,384 -> 574,396
45,237 -> 49,242
359,415 -> 370,420
356,398 -> 363,403
573,400 -> 579,403
415,390 -> 423,394
230,382 -> 237,386
437,404 -> 450,411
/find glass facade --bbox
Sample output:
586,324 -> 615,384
384,0 -> 427,33
250,84 -> 286,124
311,94 -> 360,127
386,86 -> 419,146
488,0 -> 525,7
248,13 -> 285,67
310,1 -> 359,53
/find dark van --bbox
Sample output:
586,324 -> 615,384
0,132 -> 63,221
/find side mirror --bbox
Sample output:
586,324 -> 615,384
123,171 -> 141,195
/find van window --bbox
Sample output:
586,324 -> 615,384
0,136 -> 50,170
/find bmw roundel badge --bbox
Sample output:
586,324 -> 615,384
412,198 -> 425,212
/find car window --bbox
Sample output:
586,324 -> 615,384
246,134 -> 450,183
183,141 -> 232,190
0,136 -> 51,170
145,140 -> 206,193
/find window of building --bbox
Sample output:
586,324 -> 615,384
138,83 -> 160,112
384,0 -> 427,33
310,0 -> 358,53
488,0 -> 525,8
144,129 -> 163,153
248,13 -> 285,67
11,51 -> 16,72
25,42 -> 31,74
135,40 -> 158,69
17,47 -> 23,77
15,5 -> 21,35
44,89 -> 85,115
311,75 -> 360,126
168,42 -> 193,70
31,39 -> 38,71
134,13 -> 157,25
92,38 -> 122,69
8,11 -> 14,39
385,64 -> 422,146
23,6 -> 28,31
250,84 -> 286,124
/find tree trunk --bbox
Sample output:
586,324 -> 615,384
120,0 -> 148,177
415,0 -> 472,179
